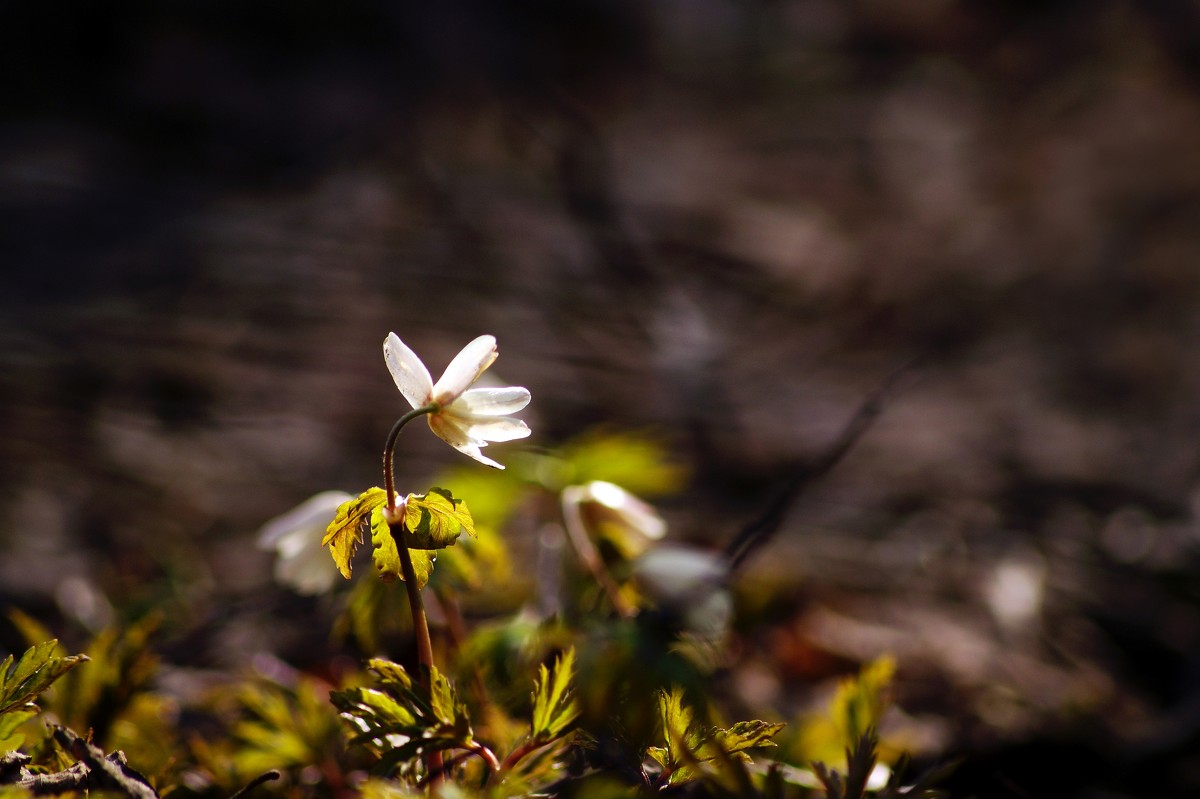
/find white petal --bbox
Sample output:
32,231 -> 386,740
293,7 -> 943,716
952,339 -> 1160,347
455,416 -> 531,442
257,491 -> 352,549
275,535 -> 341,595
451,386 -> 531,416
432,335 -> 497,406
429,414 -> 505,469
383,333 -> 434,409
632,546 -> 727,605
581,481 -> 666,540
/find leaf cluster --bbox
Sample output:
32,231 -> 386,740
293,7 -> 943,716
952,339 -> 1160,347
323,487 -> 475,589
647,686 -> 783,791
331,659 -> 477,778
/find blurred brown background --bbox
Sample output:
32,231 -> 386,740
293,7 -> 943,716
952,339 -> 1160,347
4,1 -> 1200,795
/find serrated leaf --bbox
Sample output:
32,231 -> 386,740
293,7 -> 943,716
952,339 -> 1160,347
366,658 -> 416,691
531,648 -> 580,742
0,640 -> 88,716
428,668 -> 457,727
710,720 -> 785,755
658,686 -> 695,767
370,506 -> 403,583
366,506 -> 437,588
402,488 -> 475,549
323,487 -> 388,579
647,745 -> 669,769
653,685 -> 784,788
407,551 -> 436,589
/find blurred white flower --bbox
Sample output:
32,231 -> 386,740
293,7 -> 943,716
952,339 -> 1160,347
632,546 -> 732,640
257,491 -> 351,595
383,333 -> 531,469
561,480 -> 666,558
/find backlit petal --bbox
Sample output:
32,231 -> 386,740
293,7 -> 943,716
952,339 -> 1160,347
429,413 -> 505,469
432,335 -> 497,405
450,386 -> 531,416
257,491 -> 353,549
384,333 -> 434,409
454,416 -> 531,442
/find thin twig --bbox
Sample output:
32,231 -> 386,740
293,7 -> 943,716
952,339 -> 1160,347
724,360 -> 921,572
42,726 -> 159,799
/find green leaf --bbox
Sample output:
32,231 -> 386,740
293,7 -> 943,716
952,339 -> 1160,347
0,640 -> 88,716
331,660 -> 475,774
359,779 -> 422,799
0,708 -> 35,752
430,466 -> 524,530
0,786 -> 34,799
368,506 -> 438,588
830,656 -> 894,750
711,720 -> 785,756
227,675 -> 346,780
431,527 -> 510,591
652,685 -> 783,788
530,648 -> 581,743
323,487 -> 388,579
657,686 -> 695,768
560,431 -> 686,496
402,488 -> 475,549
407,551 -> 436,589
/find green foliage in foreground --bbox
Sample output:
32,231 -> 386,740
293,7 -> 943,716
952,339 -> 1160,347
0,430 -> 946,798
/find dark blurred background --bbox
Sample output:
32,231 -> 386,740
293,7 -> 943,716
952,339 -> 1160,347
5,1 -> 1200,796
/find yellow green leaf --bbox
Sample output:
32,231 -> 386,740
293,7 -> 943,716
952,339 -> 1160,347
369,506 -> 402,583
402,487 -> 475,550
0,640 -> 88,716
432,526 -> 510,590
658,686 -> 695,768
0,708 -> 35,752
560,431 -> 686,496
368,506 -> 436,588
407,550 -> 435,589
323,487 -> 387,579
531,647 -> 580,742
831,656 -> 894,748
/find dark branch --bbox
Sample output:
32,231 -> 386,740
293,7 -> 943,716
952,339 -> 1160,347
229,770 -> 281,799
723,360 -> 921,572
51,726 -> 159,799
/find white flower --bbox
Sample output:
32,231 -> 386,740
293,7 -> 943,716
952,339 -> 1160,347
383,332 -> 531,469
561,480 -> 666,558
257,491 -> 351,595
632,546 -> 732,640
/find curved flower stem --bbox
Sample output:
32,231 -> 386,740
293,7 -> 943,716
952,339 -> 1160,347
383,403 -> 440,510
